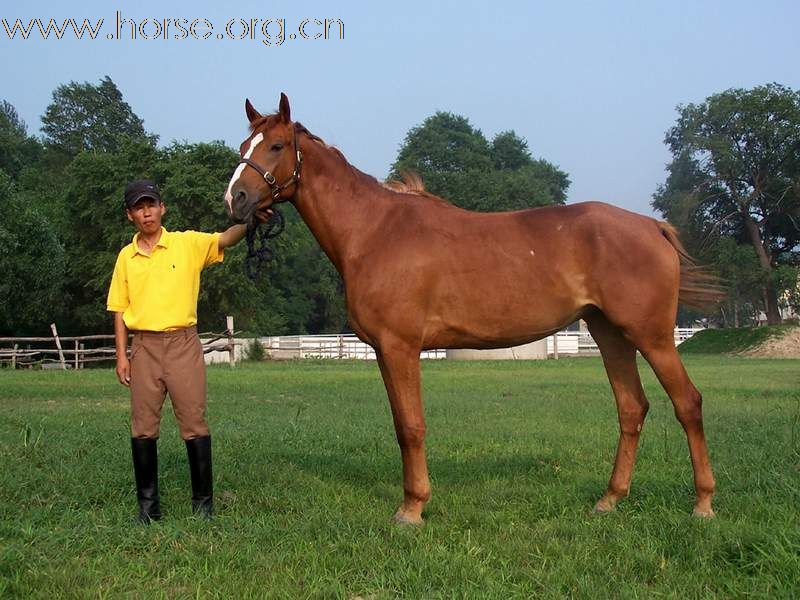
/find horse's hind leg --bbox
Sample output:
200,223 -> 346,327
638,339 -> 715,517
585,312 -> 650,513
375,345 -> 431,525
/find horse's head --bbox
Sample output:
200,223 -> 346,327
225,93 -> 302,224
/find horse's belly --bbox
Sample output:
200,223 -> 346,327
422,292 -> 587,350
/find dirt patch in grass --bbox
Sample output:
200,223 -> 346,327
678,324 -> 798,356
740,326 -> 800,358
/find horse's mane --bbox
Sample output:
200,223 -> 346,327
382,172 -> 453,206
249,114 -> 453,206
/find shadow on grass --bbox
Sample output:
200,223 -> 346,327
247,445 -> 709,519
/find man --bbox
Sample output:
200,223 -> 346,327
107,179 -> 247,523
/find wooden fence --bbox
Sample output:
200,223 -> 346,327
0,319 -> 241,369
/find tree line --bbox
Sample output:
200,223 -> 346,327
1,77 -> 797,336
0,76 -> 569,336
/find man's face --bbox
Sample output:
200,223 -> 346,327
126,197 -> 165,235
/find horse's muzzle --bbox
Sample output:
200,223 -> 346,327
229,188 -> 259,224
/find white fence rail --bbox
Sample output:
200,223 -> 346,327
261,335 -> 447,360
260,328 -> 704,361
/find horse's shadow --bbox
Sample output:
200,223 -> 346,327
245,446 -> 611,512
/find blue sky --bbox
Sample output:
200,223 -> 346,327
3,0 -> 799,215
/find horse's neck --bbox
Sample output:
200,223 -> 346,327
292,142 -> 388,275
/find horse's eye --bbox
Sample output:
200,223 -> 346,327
270,143 -> 284,152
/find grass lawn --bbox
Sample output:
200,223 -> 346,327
0,356 -> 798,598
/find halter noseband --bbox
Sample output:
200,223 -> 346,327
238,129 -> 303,202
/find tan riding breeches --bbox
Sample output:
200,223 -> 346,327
129,326 -> 209,440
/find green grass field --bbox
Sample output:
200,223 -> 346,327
1,357 -> 798,598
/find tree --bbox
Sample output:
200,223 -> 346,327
0,171 -> 66,335
491,130 -> 532,170
0,100 -> 42,180
709,237 -> 770,327
390,112 -> 569,211
654,83 -> 800,325
41,76 -> 156,160
1,79 -> 353,336
58,138 -> 160,331
392,112 -> 493,176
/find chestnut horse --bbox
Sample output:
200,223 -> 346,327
225,94 -> 720,524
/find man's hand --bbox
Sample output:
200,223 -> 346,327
113,311 -> 130,386
218,209 -> 275,249
116,356 -> 131,386
254,207 -> 274,223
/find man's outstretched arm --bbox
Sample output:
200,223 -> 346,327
218,224 -> 247,250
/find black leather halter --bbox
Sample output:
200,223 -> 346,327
238,129 -> 303,202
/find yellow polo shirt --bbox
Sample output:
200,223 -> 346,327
106,227 -> 223,331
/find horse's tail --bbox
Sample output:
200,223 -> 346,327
658,222 -> 726,310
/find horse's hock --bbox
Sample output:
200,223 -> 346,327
446,340 -> 548,360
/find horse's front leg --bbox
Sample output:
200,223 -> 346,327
376,346 -> 430,525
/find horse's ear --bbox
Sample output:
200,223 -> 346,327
278,93 -> 291,123
245,98 -> 261,124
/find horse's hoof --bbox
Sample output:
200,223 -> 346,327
692,507 -> 715,519
593,497 -> 617,514
392,509 -> 423,526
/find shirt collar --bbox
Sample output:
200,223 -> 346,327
132,227 -> 170,255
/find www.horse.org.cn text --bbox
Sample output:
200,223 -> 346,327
1,11 -> 345,46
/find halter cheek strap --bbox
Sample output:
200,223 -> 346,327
238,130 -> 303,202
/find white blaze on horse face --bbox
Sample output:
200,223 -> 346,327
224,132 -> 265,212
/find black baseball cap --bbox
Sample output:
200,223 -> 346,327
124,179 -> 162,208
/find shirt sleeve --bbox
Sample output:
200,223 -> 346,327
188,231 -> 224,269
106,250 -> 129,312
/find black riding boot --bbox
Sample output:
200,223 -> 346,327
131,437 -> 161,523
185,435 -> 213,519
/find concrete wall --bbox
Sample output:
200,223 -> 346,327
446,339 -> 548,360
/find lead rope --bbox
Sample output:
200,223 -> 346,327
244,208 -> 285,280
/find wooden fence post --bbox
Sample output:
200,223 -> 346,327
74,340 -> 79,370
79,343 -> 85,369
552,332 -> 559,360
11,344 -> 17,369
50,323 -> 66,370
226,316 -> 235,368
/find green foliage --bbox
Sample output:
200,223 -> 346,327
41,75 -> 156,159
59,138 -> 160,330
243,337 -> 265,361
0,77 -> 352,337
392,112 -> 493,175
775,263 -> 800,315
491,130 -> 532,170
0,101 -> 41,179
678,324 -> 795,354
0,171 -> 66,335
0,358 -> 798,596
391,112 -> 569,211
709,237 -> 769,327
